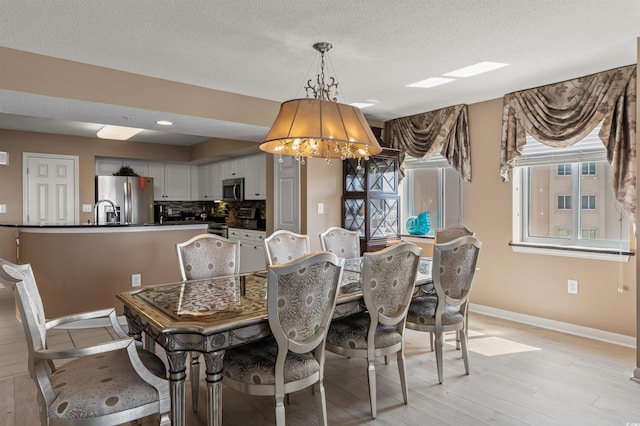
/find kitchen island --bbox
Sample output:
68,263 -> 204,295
0,223 -> 208,317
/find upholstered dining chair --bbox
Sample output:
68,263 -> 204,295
433,225 -> 475,350
434,224 -> 475,244
176,233 -> 240,412
264,229 -> 311,266
405,235 -> 482,384
222,251 -> 344,426
319,226 -> 360,259
176,233 -> 240,280
325,242 -> 422,418
0,258 -> 171,425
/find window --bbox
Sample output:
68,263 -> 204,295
513,125 -> 630,250
581,228 -> 596,239
400,154 -> 463,236
557,195 -> 571,210
581,195 -> 596,210
557,164 -> 572,176
581,162 -> 596,176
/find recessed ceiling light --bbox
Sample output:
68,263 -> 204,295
443,61 -> 509,78
156,120 -> 173,126
351,102 -> 375,109
97,125 -> 143,140
406,77 -> 456,89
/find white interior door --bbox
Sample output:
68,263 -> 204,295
273,156 -> 300,232
24,153 -> 79,225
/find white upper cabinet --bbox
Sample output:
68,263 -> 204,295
95,158 -> 124,175
149,162 -> 193,201
198,162 -> 224,201
223,157 -> 248,179
95,158 -> 149,177
97,154 -> 265,202
244,153 -> 266,200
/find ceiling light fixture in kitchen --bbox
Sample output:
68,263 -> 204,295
97,124 -> 143,140
155,120 -> 173,126
259,42 -> 381,166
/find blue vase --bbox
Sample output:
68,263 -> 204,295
406,211 -> 431,235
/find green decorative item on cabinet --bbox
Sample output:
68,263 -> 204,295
113,165 -> 139,176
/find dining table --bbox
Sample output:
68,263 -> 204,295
116,257 -> 432,426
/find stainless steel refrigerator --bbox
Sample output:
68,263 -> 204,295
95,176 -> 154,224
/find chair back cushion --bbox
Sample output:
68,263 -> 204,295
319,227 -> 360,259
264,230 -> 310,266
362,243 -> 422,326
434,225 -> 474,244
433,235 -> 482,304
177,234 -> 239,280
268,251 -> 344,353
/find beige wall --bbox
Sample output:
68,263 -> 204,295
304,159 -> 343,252
0,47 -> 279,128
465,99 -> 635,337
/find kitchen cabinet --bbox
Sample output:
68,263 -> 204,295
149,162 -> 193,201
95,158 -> 149,177
223,157 -> 248,179
197,162 -> 224,201
244,153 -> 266,200
228,228 -> 266,273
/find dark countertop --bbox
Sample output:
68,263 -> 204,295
0,222 -> 208,229
1,221 -> 266,232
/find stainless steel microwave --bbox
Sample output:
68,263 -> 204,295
222,178 -> 244,201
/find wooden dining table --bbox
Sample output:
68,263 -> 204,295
116,257 -> 432,426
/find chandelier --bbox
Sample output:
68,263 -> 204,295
259,42 -> 382,165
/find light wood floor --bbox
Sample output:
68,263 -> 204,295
1,288 -> 639,426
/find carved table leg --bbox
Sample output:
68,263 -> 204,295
204,351 -> 225,426
166,351 -> 188,426
145,333 -> 156,353
124,313 -> 143,342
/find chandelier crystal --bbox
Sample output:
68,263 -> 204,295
260,42 -> 382,166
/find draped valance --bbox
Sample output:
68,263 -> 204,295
500,64 -> 636,220
383,104 -> 471,182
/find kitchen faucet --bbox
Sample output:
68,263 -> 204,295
94,199 -> 117,225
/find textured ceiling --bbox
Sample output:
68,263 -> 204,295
0,0 -> 638,146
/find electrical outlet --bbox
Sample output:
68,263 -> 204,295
567,279 -> 578,294
131,274 -> 141,287
82,204 -> 92,213
0,204 -> 6,214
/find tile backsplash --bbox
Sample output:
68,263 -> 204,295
155,200 -> 266,220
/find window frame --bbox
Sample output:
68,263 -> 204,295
557,163 -> 572,176
557,195 -> 572,210
581,194 -> 596,211
581,161 -> 596,176
511,126 -> 631,261
400,155 -> 463,237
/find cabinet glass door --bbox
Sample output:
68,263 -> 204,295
345,160 -> 365,192
343,198 -> 365,237
368,198 -> 399,239
368,157 -> 397,193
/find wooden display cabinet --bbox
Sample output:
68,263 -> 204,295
342,148 -> 401,253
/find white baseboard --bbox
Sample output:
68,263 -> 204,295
470,303 -> 636,348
